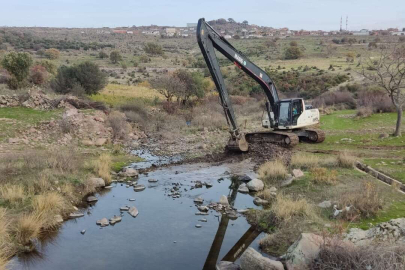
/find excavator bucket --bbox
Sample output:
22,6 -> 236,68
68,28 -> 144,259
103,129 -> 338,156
227,134 -> 249,152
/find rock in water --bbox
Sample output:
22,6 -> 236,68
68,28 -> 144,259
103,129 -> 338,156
246,179 -> 264,192
219,195 -> 229,206
128,206 -> 139,217
88,177 -> 105,188
96,218 -> 109,227
238,183 -> 249,193
120,167 -> 139,178
69,212 -> 84,219
253,197 -> 269,206
240,247 -> 284,270
54,215 -> 64,223
195,224 -> 202,228
217,261 -> 241,270
292,169 -> 304,178
86,196 -> 98,203
198,205 -> 209,212
110,215 -> 122,225
239,174 -> 252,182
148,178 -> 158,183
285,233 -> 323,270
120,206 -> 129,211
194,196 -> 204,203
81,230 -> 86,235
134,184 -> 146,192
195,181 -> 203,188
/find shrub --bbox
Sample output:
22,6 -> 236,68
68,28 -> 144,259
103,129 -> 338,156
94,153 -> 112,185
271,193 -> 317,223
110,51 -> 122,64
144,42 -> 164,55
357,89 -> 394,113
30,65 -> 48,85
356,106 -> 373,118
98,51 -> 109,59
14,214 -> 42,246
258,160 -> 288,184
257,188 -> 277,201
313,90 -> 356,109
120,102 -> 149,128
291,153 -> 320,169
337,151 -> 357,168
1,51 -> 33,89
107,111 -> 130,141
38,60 -> 57,75
285,46 -> 303,60
161,101 -> 178,114
44,48 -> 60,60
0,185 -> 25,206
51,62 -> 107,95
32,192 -> 68,228
311,167 -> 338,184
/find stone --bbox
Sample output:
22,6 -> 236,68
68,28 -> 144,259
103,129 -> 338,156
134,184 -> 146,192
96,218 -> 109,227
199,218 -> 207,222
238,183 -> 250,193
86,196 -> 98,203
379,133 -> 389,139
219,195 -> 229,206
148,178 -> 158,183
194,196 -> 204,204
81,230 -> 86,235
227,210 -> 238,220
120,167 -> 139,178
8,138 -> 19,144
239,174 -> 252,182
240,247 -> 284,270
82,140 -> 94,146
247,179 -> 264,192
195,181 -> 203,188
292,169 -> 304,178
195,224 -> 202,228
54,215 -> 64,223
198,205 -> 209,212
95,138 -> 107,146
104,185 -> 113,189
69,212 -> 84,219
285,233 -> 323,270
195,212 -> 209,216
88,177 -> 105,188
269,186 -> 277,192
318,200 -> 332,208
217,261 -> 241,270
204,182 -> 213,188
120,206 -> 129,211
128,206 -> 139,217
110,215 -> 122,225
129,199 -> 136,201
237,209 -> 249,214
253,197 -> 269,206
281,175 -> 295,187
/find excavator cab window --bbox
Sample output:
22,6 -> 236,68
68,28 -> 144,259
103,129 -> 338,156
292,99 -> 303,125
278,101 -> 291,127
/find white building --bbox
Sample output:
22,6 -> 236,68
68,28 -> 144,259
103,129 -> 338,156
353,29 -> 370,36
391,31 -> 405,36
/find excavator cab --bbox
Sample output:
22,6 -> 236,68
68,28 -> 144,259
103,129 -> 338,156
263,98 -> 304,129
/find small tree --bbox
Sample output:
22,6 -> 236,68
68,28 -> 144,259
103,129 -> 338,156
110,51 -> 122,64
150,75 -> 185,102
30,65 -> 48,85
44,48 -> 60,60
228,18 -> 235,23
144,42 -> 164,56
98,51 -> 109,59
242,20 -> 249,25
285,46 -> 303,60
361,45 -> 405,136
290,41 -> 298,47
1,51 -> 33,89
174,70 -> 206,103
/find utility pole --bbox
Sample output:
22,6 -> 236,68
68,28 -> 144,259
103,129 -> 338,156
340,16 -> 342,32
346,16 -> 348,31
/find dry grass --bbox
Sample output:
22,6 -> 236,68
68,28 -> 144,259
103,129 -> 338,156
257,188 -> 277,201
339,181 -> 383,220
337,151 -> 357,168
32,192 -> 68,228
0,185 -> 25,206
290,153 -> 320,169
14,214 -> 42,246
107,111 -> 130,140
0,209 -> 10,270
311,167 -> 338,185
94,153 -> 112,185
258,160 -> 288,185
312,242 -> 405,270
271,193 -> 318,223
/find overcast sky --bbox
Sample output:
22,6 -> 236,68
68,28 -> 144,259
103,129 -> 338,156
1,0 -> 404,31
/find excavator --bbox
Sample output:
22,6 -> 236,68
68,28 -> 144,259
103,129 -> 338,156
197,18 -> 325,152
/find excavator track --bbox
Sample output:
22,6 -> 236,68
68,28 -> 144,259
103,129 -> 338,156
300,129 -> 326,143
245,131 -> 299,148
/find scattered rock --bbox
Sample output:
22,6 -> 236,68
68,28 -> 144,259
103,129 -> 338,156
134,184 -> 146,192
239,174 -> 252,182
54,215 -> 64,223
285,233 -> 323,270
318,200 -> 332,208
269,187 -> 277,192
95,138 -> 107,146
88,177 -> 105,188
194,196 -> 204,204
120,167 -> 139,178
195,212 -> 209,216
148,178 -> 158,183
292,169 -> 304,178
69,212 -> 84,219
198,205 -> 209,212
120,206 -> 129,211
96,218 -> 109,227
238,183 -> 250,193
86,196 -> 98,203
281,175 -> 295,187
253,197 -> 269,206
81,230 -> 86,235
104,185 -> 113,189
219,195 -> 229,206
204,181 -> 213,188
195,181 -> 203,188
129,199 -> 136,202
199,218 -> 207,222
110,215 -> 122,225
8,138 -> 19,144
247,179 -> 264,192
128,206 -> 139,217
195,224 -> 202,228
240,247 -> 284,270
217,261 -> 241,270
227,210 -> 238,220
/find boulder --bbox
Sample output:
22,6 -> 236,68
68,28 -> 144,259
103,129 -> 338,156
69,212 -> 84,219
285,233 -> 323,270
240,247 -> 284,270
239,174 -> 252,182
194,196 -> 204,204
195,181 -> 203,188
110,215 -> 122,225
82,139 -> 94,146
280,175 -> 295,187
253,197 -> 269,206
120,167 -> 139,178
292,169 -> 304,178
198,205 -> 209,212
247,179 -> 264,192
89,177 -> 105,188
317,200 -> 332,208
238,183 -> 250,193
86,196 -> 98,203
219,195 -> 229,206
128,206 -> 139,217
134,184 -> 146,192
217,261 -> 241,270
96,218 -> 109,227
95,138 -> 107,146
148,178 -> 158,183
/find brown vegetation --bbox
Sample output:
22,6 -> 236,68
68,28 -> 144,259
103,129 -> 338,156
94,153 -> 112,185
311,167 -> 338,184
271,193 -> 318,223
290,153 -> 320,169
258,160 -> 288,185
337,151 -> 357,168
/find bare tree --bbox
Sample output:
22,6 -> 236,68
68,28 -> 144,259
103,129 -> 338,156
361,45 -> 405,136
150,75 -> 185,102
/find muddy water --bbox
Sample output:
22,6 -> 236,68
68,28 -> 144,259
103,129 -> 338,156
11,160 -> 265,270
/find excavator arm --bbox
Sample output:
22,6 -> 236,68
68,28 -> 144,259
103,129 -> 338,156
197,18 -> 280,135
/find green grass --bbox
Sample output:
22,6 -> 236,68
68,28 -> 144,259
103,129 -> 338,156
363,158 -> 405,183
111,154 -> 144,172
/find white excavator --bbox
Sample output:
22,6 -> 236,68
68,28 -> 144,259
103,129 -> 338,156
197,18 -> 325,152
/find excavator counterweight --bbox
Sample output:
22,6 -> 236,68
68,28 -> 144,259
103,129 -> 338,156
197,18 -> 325,152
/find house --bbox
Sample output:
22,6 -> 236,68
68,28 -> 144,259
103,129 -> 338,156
113,30 -> 127,34
353,29 -> 370,36
164,28 -> 177,37
391,31 -> 405,36
126,31 -> 133,34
